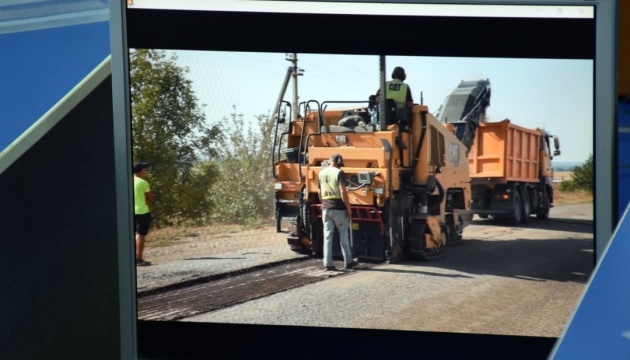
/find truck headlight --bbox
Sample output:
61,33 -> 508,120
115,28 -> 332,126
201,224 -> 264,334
374,187 -> 384,195
274,183 -> 283,190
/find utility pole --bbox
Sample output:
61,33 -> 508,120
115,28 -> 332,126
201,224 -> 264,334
273,53 -> 303,123
379,55 -> 387,131
287,53 -> 304,120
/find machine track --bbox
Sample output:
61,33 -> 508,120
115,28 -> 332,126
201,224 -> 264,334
407,222 -> 449,261
416,247 -> 447,261
137,258 -> 381,322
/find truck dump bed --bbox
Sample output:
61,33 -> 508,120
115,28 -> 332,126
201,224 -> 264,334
469,119 -> 541,183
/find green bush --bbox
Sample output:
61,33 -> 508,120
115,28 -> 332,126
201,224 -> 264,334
130,49 -> 220,227
558,154 -> 593,194
207,108 -> 277,225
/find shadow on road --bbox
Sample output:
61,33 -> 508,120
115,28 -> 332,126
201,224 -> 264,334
369,237 -> 594,284
471,217 -> 593,234
361,267 -> 475,279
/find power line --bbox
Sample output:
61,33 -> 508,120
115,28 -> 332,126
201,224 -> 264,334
297,56 -> 377,97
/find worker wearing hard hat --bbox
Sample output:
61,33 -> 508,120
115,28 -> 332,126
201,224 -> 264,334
318,154 -> 359,271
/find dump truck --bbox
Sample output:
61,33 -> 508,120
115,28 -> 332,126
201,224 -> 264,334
438,80 -> 561,225
272,55 -> 489,262
466,119 -> 560,224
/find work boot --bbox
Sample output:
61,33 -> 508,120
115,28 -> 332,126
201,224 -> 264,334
136,258 -> 151,266
325,266 -> 336,271
344,258 -> 359,269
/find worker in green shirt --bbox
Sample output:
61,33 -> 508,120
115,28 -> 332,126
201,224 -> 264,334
133,162 -> 154,266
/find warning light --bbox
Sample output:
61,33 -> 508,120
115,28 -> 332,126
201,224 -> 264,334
501,194 -> 510,200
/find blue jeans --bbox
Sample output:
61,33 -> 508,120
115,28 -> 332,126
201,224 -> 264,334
322,209 -> 353,267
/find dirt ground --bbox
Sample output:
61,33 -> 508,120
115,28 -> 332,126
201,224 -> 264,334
142,223 -> 281,264
143,183 -> 592,264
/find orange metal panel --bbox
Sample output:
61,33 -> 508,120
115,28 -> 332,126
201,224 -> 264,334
276,163 -> 302,181
470,119 -> 541,182
469,120 -> 506,178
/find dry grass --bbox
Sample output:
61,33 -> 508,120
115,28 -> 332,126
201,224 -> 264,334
552,171 -> 593,205
142,224 -> 284,263
553,184 -> 592,205
148,220 -> 274,248
554,171 -> 574,183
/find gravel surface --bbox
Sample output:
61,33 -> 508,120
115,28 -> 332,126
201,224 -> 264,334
136,227 -> 307,293
137,203 -> 593,338
181,261 -> 586,338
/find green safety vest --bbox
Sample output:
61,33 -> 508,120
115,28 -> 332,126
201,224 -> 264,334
319,166 -> 342,200
386,79 -> 409,109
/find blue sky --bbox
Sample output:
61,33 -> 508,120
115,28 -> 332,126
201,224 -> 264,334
170,50 -> 593,163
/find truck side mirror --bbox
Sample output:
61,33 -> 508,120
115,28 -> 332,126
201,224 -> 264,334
553,136 -> 560,150
275,112 -> 286,124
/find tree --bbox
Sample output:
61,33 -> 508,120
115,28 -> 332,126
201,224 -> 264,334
130,49 -> 220,226
559,154 -> 593,194
208,107 -> 277,225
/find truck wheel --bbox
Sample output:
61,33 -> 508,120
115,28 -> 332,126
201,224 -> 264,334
521,189 -> 531,224
537,190 -> 550,220
509,191 -> 522,225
